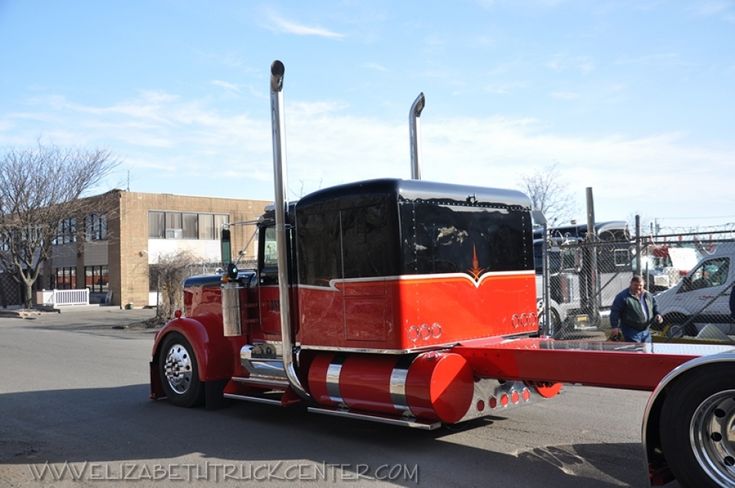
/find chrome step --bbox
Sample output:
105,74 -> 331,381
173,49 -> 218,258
307,407 -> 441,430
224,393 -> 283,406
230,376 -> 289,389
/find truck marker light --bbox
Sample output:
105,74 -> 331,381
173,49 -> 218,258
420,324 -> 431,340
408,326 -> 419,343
511,390 -> 520,404
522,388 -> 531,402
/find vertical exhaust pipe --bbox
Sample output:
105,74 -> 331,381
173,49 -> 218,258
269,60 -> 311,401
409,92 -> 425,180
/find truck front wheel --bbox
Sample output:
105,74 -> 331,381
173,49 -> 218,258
158,332 -> 204,407
659,365 -> 735,488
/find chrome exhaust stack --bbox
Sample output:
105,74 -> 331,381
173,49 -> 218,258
269,60 -> 311,401
409,92 -> 425,180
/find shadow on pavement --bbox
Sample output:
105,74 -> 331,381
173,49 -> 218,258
0,384 -> 649,487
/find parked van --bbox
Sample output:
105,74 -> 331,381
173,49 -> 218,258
655,242 -> 735,336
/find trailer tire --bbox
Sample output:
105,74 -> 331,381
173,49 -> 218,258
659,365 -> 735,488
158,332 -> 204,407
663,313 -> 697,337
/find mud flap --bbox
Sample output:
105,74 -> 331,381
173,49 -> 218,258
205,379 -> 228,410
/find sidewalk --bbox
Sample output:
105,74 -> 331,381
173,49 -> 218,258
0,306 -> 158,331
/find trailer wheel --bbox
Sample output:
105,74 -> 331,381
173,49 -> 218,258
158,332 -> 204,407
659,365 -> 735,488
663,313 -> 697,337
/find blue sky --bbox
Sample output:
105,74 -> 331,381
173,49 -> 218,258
1,0 -> 734,231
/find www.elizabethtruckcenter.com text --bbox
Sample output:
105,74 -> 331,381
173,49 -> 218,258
28,460 -> 420,483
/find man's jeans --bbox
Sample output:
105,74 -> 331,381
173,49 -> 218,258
621,325 -> 652,344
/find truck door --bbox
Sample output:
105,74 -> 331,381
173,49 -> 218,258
677,256 -> 731,322
258,225 -> 283,337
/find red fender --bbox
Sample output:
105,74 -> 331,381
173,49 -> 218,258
150,316 -> 234,399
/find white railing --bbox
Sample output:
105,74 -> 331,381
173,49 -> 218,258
37,289 -> 90,307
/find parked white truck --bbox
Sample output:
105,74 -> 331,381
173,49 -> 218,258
656,242 -> 735,337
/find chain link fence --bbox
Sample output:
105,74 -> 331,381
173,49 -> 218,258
537,225 -> 735,341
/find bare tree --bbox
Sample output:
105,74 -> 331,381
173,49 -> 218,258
519,163 -> 576,227
148,251 -> 197,321
0,142 -> 118,308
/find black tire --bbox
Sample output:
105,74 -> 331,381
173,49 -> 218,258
664,313 -> 696,337
158,332 -> 204,407
537,304 -> 562,337
659,365 -> 735,488
547,310 -> 566,338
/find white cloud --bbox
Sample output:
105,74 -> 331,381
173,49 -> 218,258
211,80 -> 241,93
2,91 -> 732,223
546,54 -> 595,74
266,11 -> 344,39
362,62 -> 388,72
691,1 -> 733,17
483,81 -> 528,95
551,91 -> 580,100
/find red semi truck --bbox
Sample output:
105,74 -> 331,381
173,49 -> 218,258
150,60 -> 735,488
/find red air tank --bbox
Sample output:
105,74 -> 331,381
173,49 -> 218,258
307,351 -> 475,424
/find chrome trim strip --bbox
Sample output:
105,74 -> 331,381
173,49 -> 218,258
308,407 -> 441,430
390,355 -> 415,412
224,393 -> 283,406
297,270 -> 536,292
300,344 -> 451,355
326,355 -> 345,404
231,376 -> 290,389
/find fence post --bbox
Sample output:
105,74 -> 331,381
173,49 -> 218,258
635,214 -> 642,286
585,187 -> 599,324
542,221 -> 551,336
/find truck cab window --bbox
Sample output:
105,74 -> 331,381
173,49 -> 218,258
683,258 -> 730,291
614,249 -> 630,267
263,226 -> 278,268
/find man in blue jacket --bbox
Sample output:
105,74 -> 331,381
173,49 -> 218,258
610,275 -> 663,343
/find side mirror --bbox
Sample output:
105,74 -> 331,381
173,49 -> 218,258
221,228 -> 232,265
226,262 -> 238,281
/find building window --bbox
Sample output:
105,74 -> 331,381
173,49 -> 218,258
149,211 -> 165,239
182,213 -> 198,239
53,267 -> 77,289
85,265 -> 109,293
165,212 -> 183,239
198,214 -> 214,240
53,218 -> 76,245
85,214 -> 107,241
148,211 -> 228,240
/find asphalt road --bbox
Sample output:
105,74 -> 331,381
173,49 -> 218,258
0,308 -> 667,487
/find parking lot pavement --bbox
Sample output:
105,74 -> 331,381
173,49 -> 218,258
0,306 -> 159,337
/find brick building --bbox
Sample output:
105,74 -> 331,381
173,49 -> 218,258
0,189 -> 269,308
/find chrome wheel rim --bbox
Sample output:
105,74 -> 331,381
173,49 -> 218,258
691,389 -> 735,487
163,343 -> 193,395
